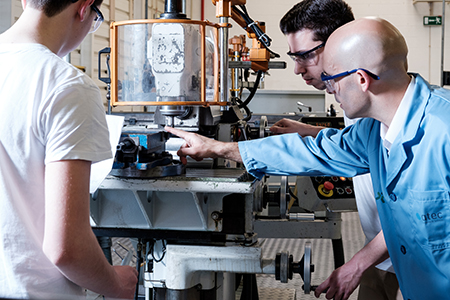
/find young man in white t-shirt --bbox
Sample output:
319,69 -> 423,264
0,0 -> 137,298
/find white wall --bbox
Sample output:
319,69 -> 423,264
203,0 -> 450,91
5,0 -> 450,113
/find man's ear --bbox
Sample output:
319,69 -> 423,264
356,69 -> 371,92
78,0 -> 95,22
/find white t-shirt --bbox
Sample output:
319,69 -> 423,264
344,116 -> 394,273
0,44 -> 112,299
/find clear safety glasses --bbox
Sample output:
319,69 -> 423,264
89,5 -> 104,33
321,68 -> 380,93
287,42 -> 325,66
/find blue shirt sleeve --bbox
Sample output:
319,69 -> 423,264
239,120 -> 374,180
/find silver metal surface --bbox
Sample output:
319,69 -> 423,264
303,242 -> 312,294
89,212 -> 364,300
259,115 -> 268,139
280,176 -> 288,219
153,244 -> 274,290
98,168 -> 258,193
228,61 -> 287,69
120,249 -> 133,266
91,169 -> 264,231
296,176 -> 357,212
232,51 -> 240,97
223,273 -> 235,300
254,216 -> 342,239
279,251 -> 289,283
288,213 -> 315,221
255,212 -> 364,300
219,16 -> 229,104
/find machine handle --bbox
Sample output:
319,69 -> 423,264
310,285 -> 329,294
98,47 -> 111,84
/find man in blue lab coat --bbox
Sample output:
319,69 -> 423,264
166,17 -> 450,300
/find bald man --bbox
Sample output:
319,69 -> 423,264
166,17 -> 450,299
274,3 -> 401,300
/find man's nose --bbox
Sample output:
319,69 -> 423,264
294,62 -> 306,75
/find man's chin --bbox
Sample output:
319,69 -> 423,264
312,82 -> 326,90
304,78 -> 326,90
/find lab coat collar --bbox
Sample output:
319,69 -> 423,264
381,76 -> 416,152
384,73 -> 431,188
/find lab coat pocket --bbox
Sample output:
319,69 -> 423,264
408,190 -> 450,250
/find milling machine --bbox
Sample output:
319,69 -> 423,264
92,1 -> 356,299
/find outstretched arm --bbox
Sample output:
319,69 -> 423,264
314,231 -> 390,300
270,118 -> 325,137
165,126 -> 242,164
44,160 -> 138,299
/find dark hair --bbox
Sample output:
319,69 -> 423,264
280,0 -> 354,42
28,0 -> 103,18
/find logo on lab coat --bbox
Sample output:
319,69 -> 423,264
416,212 -> 444,223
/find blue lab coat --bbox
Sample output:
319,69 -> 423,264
239,74 -> 450,299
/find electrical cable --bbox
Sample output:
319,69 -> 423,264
232,5 -> 280,58
235,98 -> 252,122
234,69 -> 263,123
150,240 -> 167,263
241,70 -> 262,107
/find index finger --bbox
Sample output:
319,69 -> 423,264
314,282 -> 329,298
165,126 -> 190,139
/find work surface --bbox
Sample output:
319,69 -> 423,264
98,168 -> 259,194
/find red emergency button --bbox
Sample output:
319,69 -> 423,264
318,181 -> 334,197
324,181 -> 334,191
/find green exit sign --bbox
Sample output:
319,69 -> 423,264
424,16 -> 442,25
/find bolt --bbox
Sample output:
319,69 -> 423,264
211,212 -> 220,220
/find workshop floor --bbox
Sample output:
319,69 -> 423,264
104,211 -> 364,300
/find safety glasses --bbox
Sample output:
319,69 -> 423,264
287,43 -> 325,66
321,68 -> 380,93
89,5 -> 104,33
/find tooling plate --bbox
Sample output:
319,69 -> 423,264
100,168 -> 260,193
182,168 -> 253,182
